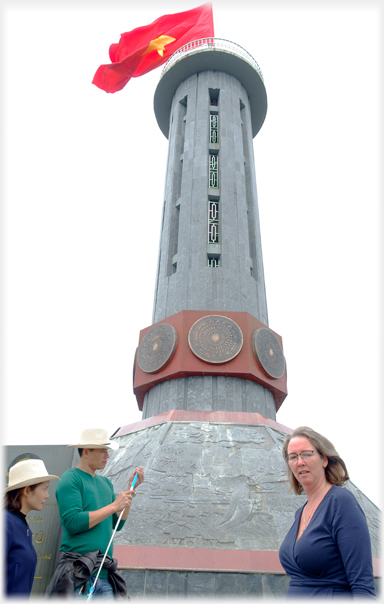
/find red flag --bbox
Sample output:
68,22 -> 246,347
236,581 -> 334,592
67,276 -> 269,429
92,4 -> 214,93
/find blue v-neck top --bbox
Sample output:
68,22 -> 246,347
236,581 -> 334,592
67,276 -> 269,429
279,485 -> 376,598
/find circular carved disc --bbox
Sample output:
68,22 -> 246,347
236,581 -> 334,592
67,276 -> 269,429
188,315 -> 243,364
252,328 -> 285,379
138,324 -> 178,373
132,347 -> 138,386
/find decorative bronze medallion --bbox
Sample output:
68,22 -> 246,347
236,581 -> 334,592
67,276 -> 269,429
188,315 -> 243,364
138,323 -> 178,373
132,347 -> 138,386
252,328 -> 285,379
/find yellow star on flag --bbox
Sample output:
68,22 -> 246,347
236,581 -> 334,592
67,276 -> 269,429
143,35 -> 176,57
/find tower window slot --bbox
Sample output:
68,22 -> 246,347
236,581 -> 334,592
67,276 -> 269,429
208,201 -> 219,244
209,154 -> 219,188
209,88 -> 220,106
210,114 -> 218,144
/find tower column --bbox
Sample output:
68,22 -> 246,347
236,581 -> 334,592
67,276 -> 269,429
153,69 -> 268,324
134,40 -> 286,421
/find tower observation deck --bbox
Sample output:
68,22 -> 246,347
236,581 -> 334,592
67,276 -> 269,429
154,38 -> 267,138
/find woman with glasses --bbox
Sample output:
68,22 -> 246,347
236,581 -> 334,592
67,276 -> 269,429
279,426 -> 376,598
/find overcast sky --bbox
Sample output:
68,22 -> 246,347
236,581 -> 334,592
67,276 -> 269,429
3,1 -> 382,508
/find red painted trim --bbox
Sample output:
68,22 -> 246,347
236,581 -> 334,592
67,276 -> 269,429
115,410 -> 293,438
373,557 -> 380,577
133,310 -> 288,411
115,545 -> 380,577
114,545 -> 285,573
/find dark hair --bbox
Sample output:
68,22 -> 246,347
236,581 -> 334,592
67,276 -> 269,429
282,426 -> 349,494
4,484 -> 39,513
78,448 -> 95,458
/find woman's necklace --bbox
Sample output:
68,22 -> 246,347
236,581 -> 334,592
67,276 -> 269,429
302,484 -> 329,531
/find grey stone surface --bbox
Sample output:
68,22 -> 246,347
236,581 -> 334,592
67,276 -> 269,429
144,571 -> 169,598
120,570 -> 293,599
167,572 -> 188,598
100,423 -> 380,557
215,573 -> 263,597
261,573 -> 291,598
142,376 -> 277,420
123,570 -> 146,600
121,570 -> 380,600
186,572 -> 216,598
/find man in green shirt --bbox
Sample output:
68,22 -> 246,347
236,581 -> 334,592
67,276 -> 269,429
52,428 -> 144,598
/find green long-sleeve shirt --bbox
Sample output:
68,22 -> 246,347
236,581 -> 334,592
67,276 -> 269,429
56,468 -> 126,577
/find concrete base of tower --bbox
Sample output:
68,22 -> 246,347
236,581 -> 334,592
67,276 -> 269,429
121,570 -> 381,602
119,568 -> 291,599
101,412 -> 380,599
118,567 -> 381,599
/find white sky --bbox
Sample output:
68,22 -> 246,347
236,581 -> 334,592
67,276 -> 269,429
2,1 -> 382,508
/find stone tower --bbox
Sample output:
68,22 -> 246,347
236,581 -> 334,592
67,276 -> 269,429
102,40 -> 380,598
134,39 -> 287,422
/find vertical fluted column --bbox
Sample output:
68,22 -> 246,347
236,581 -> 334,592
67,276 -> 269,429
153,70 -> 268,325
142,64 -> 275,420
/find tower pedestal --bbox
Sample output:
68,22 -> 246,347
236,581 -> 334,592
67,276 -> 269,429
102,414 -> 380,598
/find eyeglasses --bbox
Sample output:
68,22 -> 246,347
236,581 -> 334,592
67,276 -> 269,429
287,450 -> 317,463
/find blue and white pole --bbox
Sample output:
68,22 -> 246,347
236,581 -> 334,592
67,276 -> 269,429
87,472 -> 138,601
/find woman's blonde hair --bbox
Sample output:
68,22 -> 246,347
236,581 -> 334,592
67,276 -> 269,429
282,426 -> 349,494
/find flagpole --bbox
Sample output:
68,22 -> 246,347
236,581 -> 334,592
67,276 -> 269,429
87,473 -> 138,601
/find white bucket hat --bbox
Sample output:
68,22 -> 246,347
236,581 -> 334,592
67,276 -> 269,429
68,428 -> 119,451
4,459 -> 60,493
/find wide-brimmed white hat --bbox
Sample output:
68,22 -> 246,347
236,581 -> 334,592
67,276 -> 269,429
4,459 -> 60,493
68,428 -> 119,451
